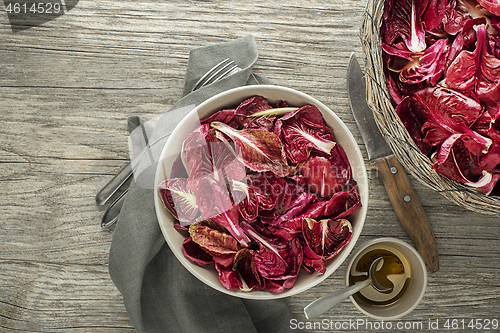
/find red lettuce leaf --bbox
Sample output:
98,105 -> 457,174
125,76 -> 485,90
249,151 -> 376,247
302,243 -> 326,274
381,0 -> 428,53
215,263 -> 243,290
302,218 -> 353,260
195,176 -> 251,247
231,96 -> 275,131
183,125 -> 246,191
446,25 -> 500,104
396,86 -> 489,156
477,0 -> 500,15
231,173 -> 278,221
232,248 -> 265,291
201,108 -> 236,126
274,105 -> 336,164
300,156 -> 342,198
432,138 -> 496,192
182,236 -> 215,266
211,121 -> 290,177
158,178 -> 199,223
241,222 -> 303,290
189,221 -> 239,267
384,38 -> 448,85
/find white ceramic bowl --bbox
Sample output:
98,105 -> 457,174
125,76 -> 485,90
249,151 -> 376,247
345,238 -> 427,320
154,85 -> 368,299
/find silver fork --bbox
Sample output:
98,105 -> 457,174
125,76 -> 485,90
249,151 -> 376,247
97,58 -> 241,228
191,58 -> 241,91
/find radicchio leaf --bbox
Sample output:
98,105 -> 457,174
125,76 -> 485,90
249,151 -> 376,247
264,192 -> 318,240
478,171 -> 500,194
182,236 -> 214,266
183,124 -> 213,190
200,108 -> 236,126
443,0 -> 467,35
302,218 -> 353,260
170,154 -> 189,179
259,172 -> 292,222
231,96 -> 275,131
158,178 -> 199,223
195,176 -> 251,247
422,0 -> 449,32
216,263 -> 243,290
432,139 -> 494,190
210,121 -> 290,177
396,86 -> 490,156
231,173 -> 278,221
384,38 -> 448,85
233,248 -> 265,291
381,0 -> 427,53
189,221 -> 239,267
301,156 -> 346,198
477,0 -> 500,15
274,105 -> 336,164
215,249 -> 264,292
446,25 -> 500,104
183,125 -> 246,191
266,199 -> 327,240
272,191 -> 317,225
302,244 -> 326,274
241,222 -> 303,291
322,183 -> 362,219
383,51 -> 431,105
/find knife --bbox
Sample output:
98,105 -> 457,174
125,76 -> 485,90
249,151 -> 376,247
347,53 -> 439,272
97,116 -> 146,228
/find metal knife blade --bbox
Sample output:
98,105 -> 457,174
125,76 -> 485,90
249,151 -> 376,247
347,53 -> 439,272
347,54 -> 392,161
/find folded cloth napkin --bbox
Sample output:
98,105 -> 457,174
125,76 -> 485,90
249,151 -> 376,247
108,35 -> 302,333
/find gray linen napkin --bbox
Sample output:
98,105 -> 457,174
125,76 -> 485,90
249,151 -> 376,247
108,35 -> 302,333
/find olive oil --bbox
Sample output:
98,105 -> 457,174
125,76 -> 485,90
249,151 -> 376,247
348,245 -> 411,307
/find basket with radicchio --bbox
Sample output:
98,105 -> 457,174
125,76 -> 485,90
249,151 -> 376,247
361,0 -> 500,214
157,95 -> 362,293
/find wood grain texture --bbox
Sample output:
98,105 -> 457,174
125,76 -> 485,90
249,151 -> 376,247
375,154 -> 439,273
1,0 -> 499,332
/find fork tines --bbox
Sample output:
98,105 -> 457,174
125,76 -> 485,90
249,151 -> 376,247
191,58 -> 241,92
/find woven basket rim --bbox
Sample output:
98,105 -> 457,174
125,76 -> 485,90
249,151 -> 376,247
360,0 -> 500,215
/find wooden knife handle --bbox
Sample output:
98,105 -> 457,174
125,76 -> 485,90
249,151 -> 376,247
373,155 -> 439,272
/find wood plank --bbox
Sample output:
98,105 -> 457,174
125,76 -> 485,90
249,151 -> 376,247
1,0 -> 499,331
0,260 -> 135,332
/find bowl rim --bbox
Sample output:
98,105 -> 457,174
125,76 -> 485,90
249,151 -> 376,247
154,84 -> 368,299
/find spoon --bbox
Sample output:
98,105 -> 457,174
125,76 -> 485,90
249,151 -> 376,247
304,256 -> 393,320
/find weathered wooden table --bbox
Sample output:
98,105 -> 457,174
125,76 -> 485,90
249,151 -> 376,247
1,0 -> 499,332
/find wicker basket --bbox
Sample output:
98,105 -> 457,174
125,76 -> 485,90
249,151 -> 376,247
360,0 -> 500,215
